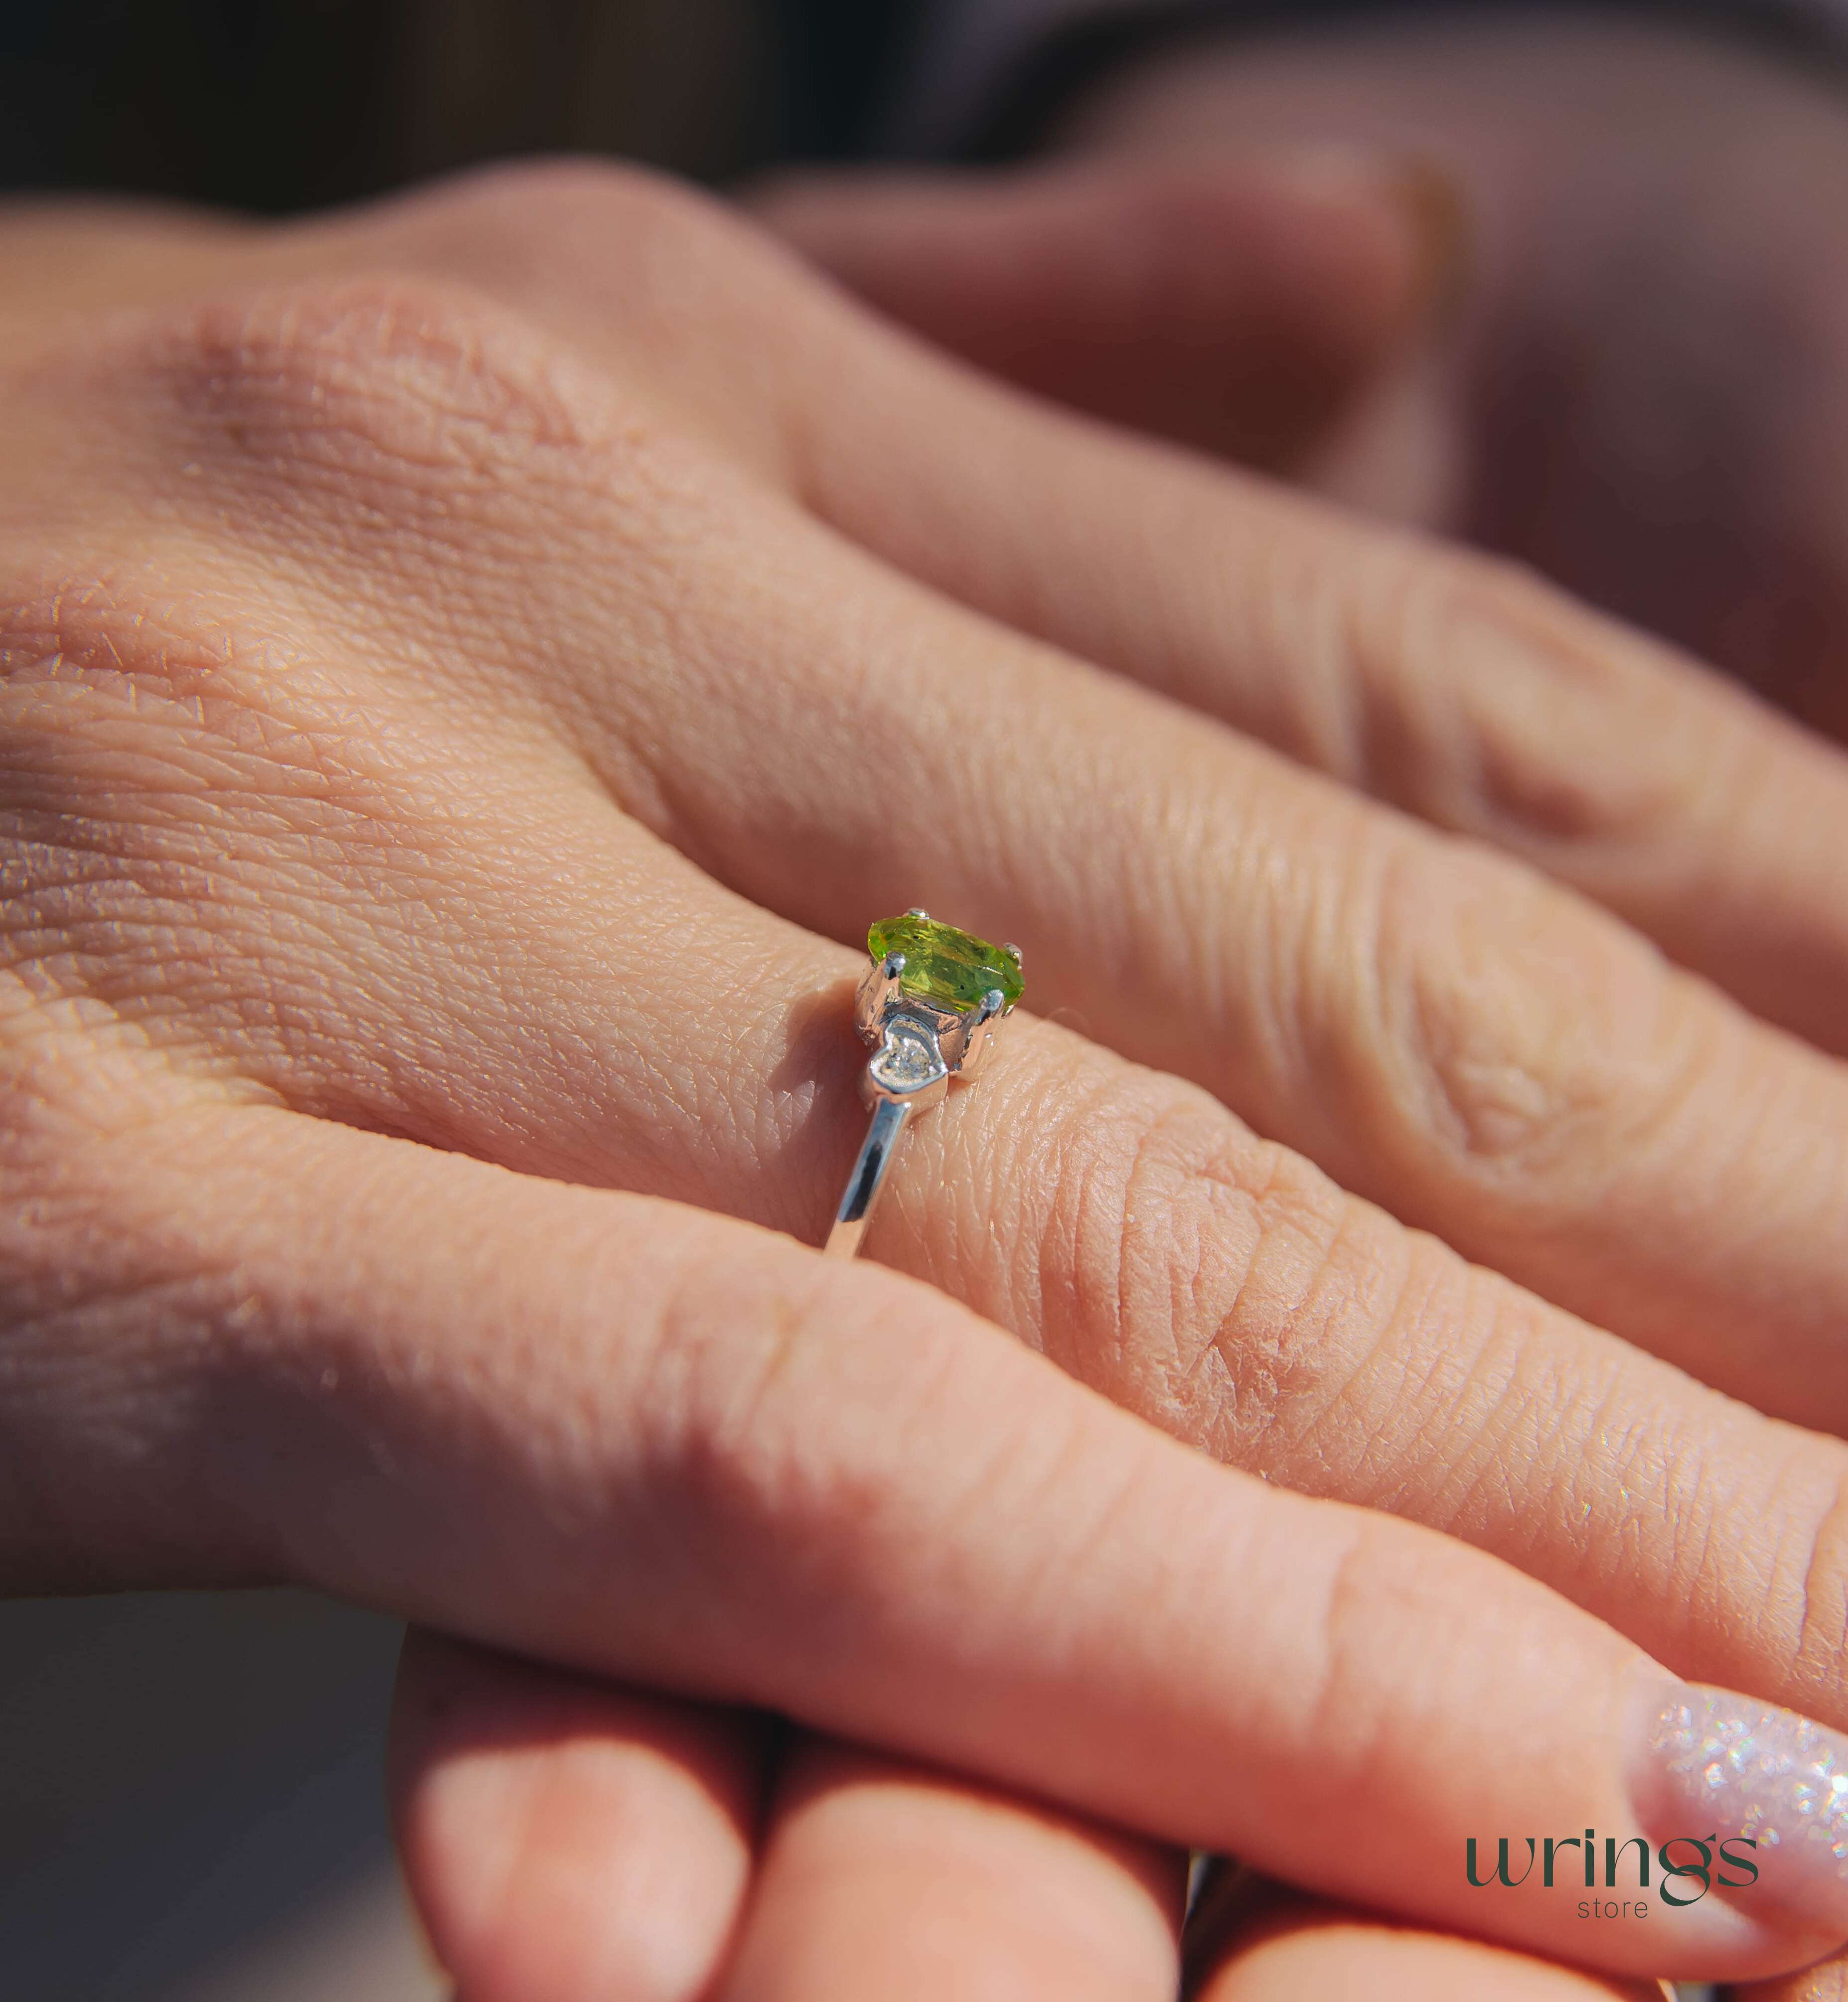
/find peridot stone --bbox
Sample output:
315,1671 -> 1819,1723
868,914 -> 1024,1015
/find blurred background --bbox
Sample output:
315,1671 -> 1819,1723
0,1592 -> 432,2000
0,0 -> 921,205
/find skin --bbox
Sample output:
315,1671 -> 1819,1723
756,16 -> 1848,1994
4,131 -> 1848,1991
1043,9 -> 1848,747
390,1634 -> 1668,2002
1739,1972 -> 1848,2002
771,13 -> 1848,747
1051,34 -> 1848,2002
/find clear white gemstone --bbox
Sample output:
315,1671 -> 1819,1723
871,1019 -> 946,1093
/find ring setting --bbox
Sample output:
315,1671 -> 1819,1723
825,911 -> 1024,1259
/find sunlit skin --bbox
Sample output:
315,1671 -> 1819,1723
755,19 -> 1848,1989
8,43 -> 1848,1984
390,1635 -> 1671,2002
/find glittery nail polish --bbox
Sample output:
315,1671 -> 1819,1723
1631,1684 -> 1848,1935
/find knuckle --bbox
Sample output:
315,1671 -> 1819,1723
1296,1523 -> 1413,1788
387,158 -> 822,480
102,272 -> 729,600
1361,836 -> 1707,1193
1785,1456 -> 1848,1695
1350,539 -> 1721,853
426,156 -> 742,270
7,270 -> 699,707
154,277 -> 609,492
1022,1043 -> 1706,1529
1033,1062 -> 1373,1458
389,156 -> 810,374
55,274 -> 648,547
617,1246 -> 951,1605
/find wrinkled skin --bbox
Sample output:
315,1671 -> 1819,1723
5,95 -> 1848,1996
760,13 -> 1848,1995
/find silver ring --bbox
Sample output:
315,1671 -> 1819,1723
825,910 -> 1024,1259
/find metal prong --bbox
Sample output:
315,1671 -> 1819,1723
1003,942 -> 1023,964
856,950 -> 912,1040
950,986 -> 1008,1075
907,907 -> 929,919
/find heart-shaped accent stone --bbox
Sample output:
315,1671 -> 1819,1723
868,1015 -> 949,1097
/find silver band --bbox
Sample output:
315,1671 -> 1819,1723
826,1096 -> 915,1260
824,913 -> 1021,1259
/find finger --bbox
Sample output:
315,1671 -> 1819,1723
752,148 -> 1456,474
7,1081 -> 1839,1980
7,168 -> 1842,1986
664,514 -> 1848,1439
1732,1955 -> 1848,2001
764,226 -> 1848,1067
42,160 -> 1799,1113
713,1735 -> 1184,2002
387,1632 -> 761,2002
458,430 -> 1848,1433
88,177 -> 1848,1436
36,261 -> 1848,1441
51,167 -> 1848,1082
304,162 -> 1848,1071
1052,19 -> 1848,752
391,1637 -> 1186,2002
1188,1876 -> 1669,2002
20,270 -> 1848,1758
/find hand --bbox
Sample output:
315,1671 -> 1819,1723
387,1633 -> 1668,2002
4,161 -> 1848,1986
1738,1964 -> 1848,2002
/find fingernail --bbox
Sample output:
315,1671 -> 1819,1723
1630,1683 -> 1848,1938
1267,146 -> 1472,326
1386,155 -> 1472,324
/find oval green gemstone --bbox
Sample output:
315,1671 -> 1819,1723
868,914 -> 1024,1015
